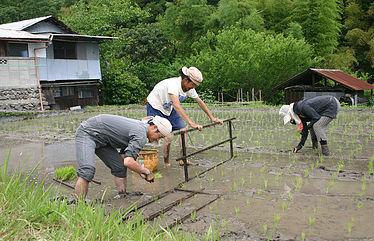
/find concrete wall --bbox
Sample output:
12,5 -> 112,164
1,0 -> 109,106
0,58 -> 38,88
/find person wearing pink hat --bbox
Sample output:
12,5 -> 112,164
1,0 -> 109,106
146,66 -> 223,166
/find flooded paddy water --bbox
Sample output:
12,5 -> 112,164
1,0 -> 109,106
0,104 -> 373,240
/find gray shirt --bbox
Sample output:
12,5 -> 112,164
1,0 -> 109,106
80,114 -> 147,159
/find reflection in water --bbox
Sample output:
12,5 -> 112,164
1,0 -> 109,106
0,140 -> 76,173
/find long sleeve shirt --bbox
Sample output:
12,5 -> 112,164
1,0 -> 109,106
293,96 -> 339,146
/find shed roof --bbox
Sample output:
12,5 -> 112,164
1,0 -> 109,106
277,68 -> 374,91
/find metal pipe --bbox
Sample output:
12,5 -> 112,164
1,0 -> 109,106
176,137 -> 237,161
172,117 -> 236,136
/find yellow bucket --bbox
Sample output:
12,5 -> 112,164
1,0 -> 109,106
139,149 -> 159,172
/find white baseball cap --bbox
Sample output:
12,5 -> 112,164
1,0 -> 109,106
149,116 -> 173,139
279,103 -> 301,125
182,66 -> 203,86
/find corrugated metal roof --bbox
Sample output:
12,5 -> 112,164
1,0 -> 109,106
0,29 -> 50,41
311,68 -> 374,91
0,16 -> 115,42
0,16 -> 52,31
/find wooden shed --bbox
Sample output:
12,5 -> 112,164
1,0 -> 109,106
276,68 -> 374,105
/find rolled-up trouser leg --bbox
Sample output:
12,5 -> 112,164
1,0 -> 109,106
75,126 -> 97,182
313,116 -> 333,142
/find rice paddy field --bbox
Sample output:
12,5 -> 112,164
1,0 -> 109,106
0,103 -> 373,240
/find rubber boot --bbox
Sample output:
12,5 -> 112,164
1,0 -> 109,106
320,140 -> 330,156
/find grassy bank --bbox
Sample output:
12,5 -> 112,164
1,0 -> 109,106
0,160 -> 218,240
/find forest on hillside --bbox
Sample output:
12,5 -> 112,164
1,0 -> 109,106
1,0 -> 373,104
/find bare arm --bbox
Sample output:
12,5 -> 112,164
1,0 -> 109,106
123,156 -> 150,175
123,156 -> 154,182
195,97 -> 223,124
169,94 -> 202,130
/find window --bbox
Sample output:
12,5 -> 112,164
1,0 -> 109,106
78,87 -> 93,98
54,41 -> 77,59
7,43 -> 28,57
61,87 -> 75,96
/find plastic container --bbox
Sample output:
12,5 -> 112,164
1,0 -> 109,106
139,149 -> 159,172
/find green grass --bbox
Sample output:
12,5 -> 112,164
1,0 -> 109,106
0,159 -> 219,240
0,111 -> 36,118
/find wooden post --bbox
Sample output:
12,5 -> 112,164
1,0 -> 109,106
228,120 -> 234,158
252,88 -> 255,101
259,90 -> 262,101
181,132 -> 188,182
247,91 -> 249,102
221,92 -> 224,103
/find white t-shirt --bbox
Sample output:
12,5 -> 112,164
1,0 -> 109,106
147,76 -> 199,116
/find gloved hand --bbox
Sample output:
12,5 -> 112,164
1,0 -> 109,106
293,144 -> 303,153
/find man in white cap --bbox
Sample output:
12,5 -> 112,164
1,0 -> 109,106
279,95 -> 340,156
74,114 -> 173,199
146,66 -> 223,166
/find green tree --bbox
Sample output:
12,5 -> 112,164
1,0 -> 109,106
0,0 -> 74,24
159,0 -> 214,56
255,0 -> 294,33
340,1 -> 374,78
292,0 -> 342,57
206,0 -> 264,32
60,0 -> 152,104
188,28 -> 314,101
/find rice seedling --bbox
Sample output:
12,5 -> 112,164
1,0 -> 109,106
368,160 -> 373,175
346,217 -> 355,234
280,201 -> 289,212
191,211 -> 197,222
234,207 -> 240,216
54,166 -> 76,181
273,213 -> 281,226
293,176 -> 303,191
301,231 -> 306,241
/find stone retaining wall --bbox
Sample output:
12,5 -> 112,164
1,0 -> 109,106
0,88 -> 49,111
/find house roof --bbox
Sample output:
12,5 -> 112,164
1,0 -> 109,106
0,29 -> 50,42
0,16 -> 53,31
0,16 -> 114,42
277,68 -> 374,91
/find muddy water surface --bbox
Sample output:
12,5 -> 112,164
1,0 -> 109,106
0,107 -> 373,241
